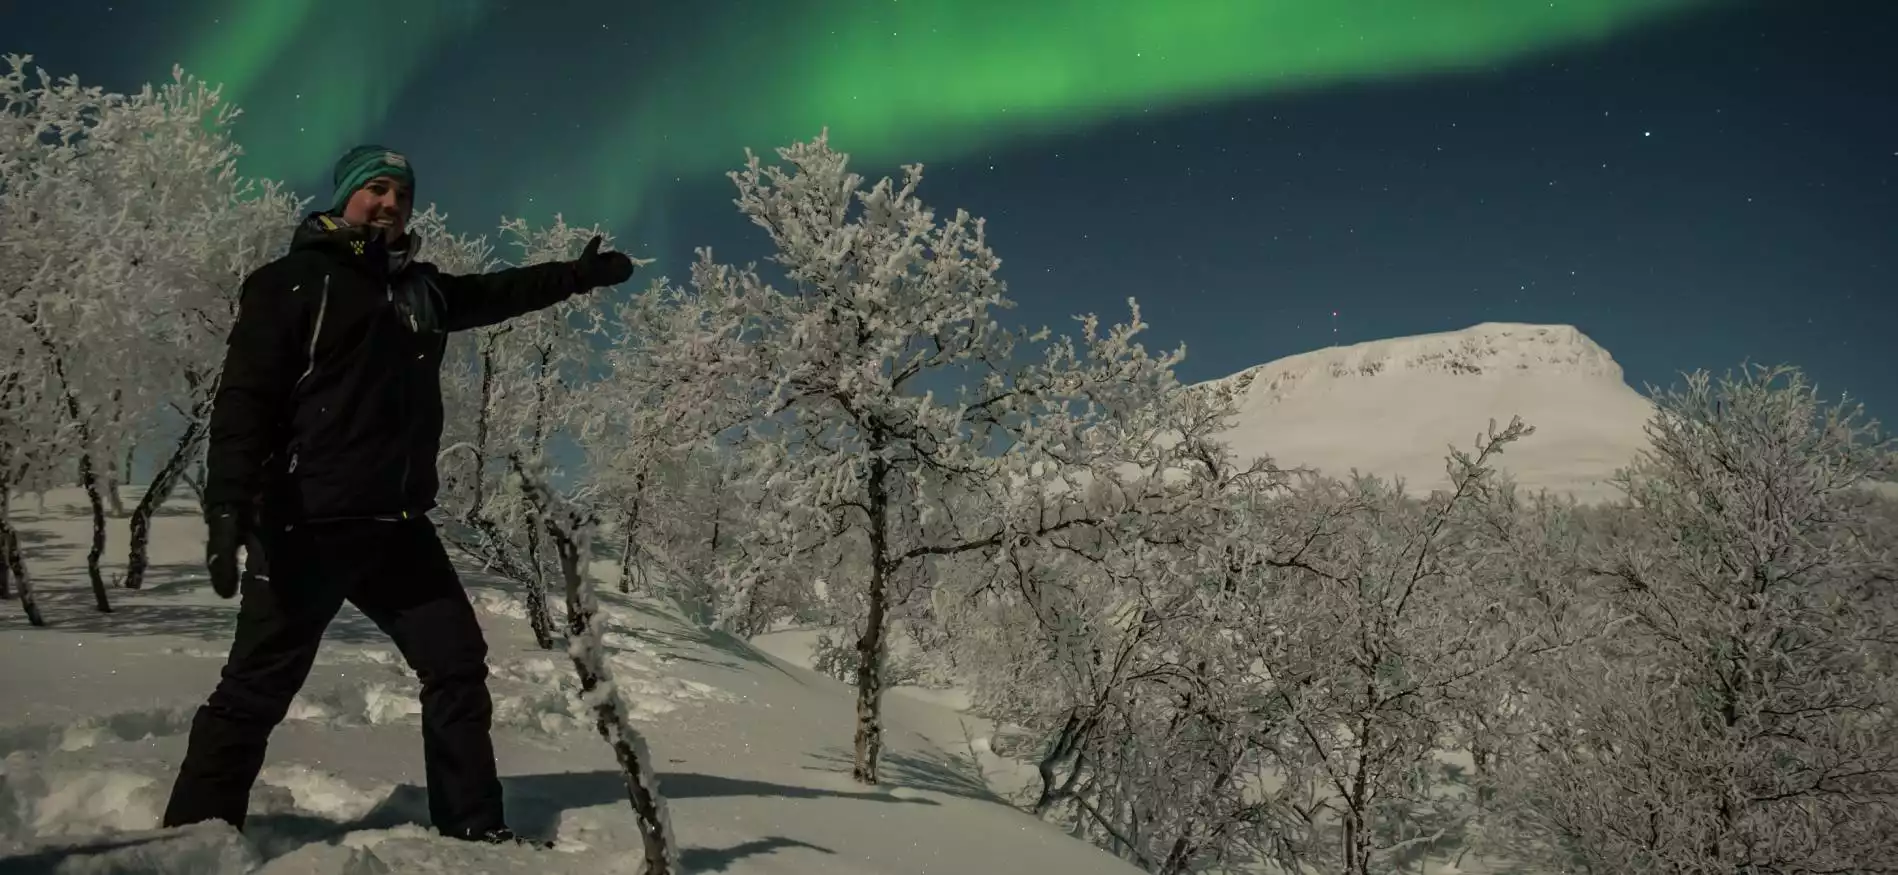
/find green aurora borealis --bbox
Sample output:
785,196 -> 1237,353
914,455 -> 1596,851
169,0 -> 496,185
164,0 -> 1721,226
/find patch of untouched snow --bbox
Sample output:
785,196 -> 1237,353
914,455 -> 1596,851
748,627 -> 827,673
1,490 -> 1147,874
1201,322 -> 1655,503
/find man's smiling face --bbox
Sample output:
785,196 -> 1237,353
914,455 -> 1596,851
341,175 -> 414,243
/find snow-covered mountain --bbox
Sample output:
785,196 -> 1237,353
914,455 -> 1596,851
1202,322 -> 1656,504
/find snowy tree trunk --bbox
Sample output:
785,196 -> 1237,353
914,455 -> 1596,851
687,484 -> 725,625
523,342 -> 557,645
1328,688 -> 1378,875
0,477 -> 42,625
76,449 -> 112,610
617,523 -> 640,595
456,331 -> 556,649
26,316 -> 110,609
519,486 -> 554,646
124,416 -> 207,589
38,333 -> 112,611
103,390 -> 126,518
616,467 -> 651,595
851,458 -> 893,785
513,456 -> 680,875
1031,711 -> 1096,815
0,463 -> 11,602
180,466 -> 205,508
0,370 -> 18,604
558,549 -> 678,875
1156,759 -> 1237,875
521,543 -> 556,648
465,333 -> 501,521
1,530 -> 42,627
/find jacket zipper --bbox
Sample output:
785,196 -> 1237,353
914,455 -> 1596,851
288,276 -> 331,474
295,277 -> 330,390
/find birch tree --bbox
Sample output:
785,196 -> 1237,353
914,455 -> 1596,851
0,53 -> 135,612
90,67 -> 303,589
581,278 -> 754,608
1493,365 -> 1898,874
690,133 -> 1185,784
0,337 -> 53,625
934,379 -> 1302,873
433,213 -> 644,647
1217,420 -> 1608,875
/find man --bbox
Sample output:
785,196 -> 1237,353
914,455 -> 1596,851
162,145 -> 634,844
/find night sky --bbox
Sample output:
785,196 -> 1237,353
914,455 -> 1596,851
10,0 -> 1897,420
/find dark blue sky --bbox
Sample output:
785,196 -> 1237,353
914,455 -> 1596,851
11,0 -> 1896,421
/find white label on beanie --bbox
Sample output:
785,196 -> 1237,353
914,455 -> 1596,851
383,152 -> 408,167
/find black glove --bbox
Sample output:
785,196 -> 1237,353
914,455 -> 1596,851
574,235 -> 635,288
205,504 -> 265,599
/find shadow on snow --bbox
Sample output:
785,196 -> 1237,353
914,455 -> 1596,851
802,746 -> 1002,803
240,769 -> 894,865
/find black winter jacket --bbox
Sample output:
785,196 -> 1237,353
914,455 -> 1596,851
204,212 -> 589,524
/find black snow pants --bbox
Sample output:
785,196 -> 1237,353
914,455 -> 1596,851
163,518 -> 504,836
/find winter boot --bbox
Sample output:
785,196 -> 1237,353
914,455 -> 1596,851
442,825 -> 555,849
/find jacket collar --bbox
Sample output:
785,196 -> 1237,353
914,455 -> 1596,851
291,212 -> 424,276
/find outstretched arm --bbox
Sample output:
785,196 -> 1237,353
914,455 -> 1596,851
434,235 -> 635,332
432,261 -> 588,332
204,264 -> 308,510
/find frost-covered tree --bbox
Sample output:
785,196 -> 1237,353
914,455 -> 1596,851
581,278 -> 755,609
941,394 -> 1592,873
928,376 -> 1273,869
433,212 -> 645,647
97,71 -> 302,589
685,133 -> 1185,784
0,56 -> 301,599
1492,365 -> 1898,874
1220,420 -> 1600,875
0,52 -> 135,612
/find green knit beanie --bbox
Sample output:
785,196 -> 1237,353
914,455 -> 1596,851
329,144 -> 416,214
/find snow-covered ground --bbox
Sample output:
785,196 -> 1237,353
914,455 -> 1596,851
0,490 -> 1141,874
1205,322 -> 1655,503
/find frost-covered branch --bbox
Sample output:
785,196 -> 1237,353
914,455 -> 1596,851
511,454 -> 681,875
